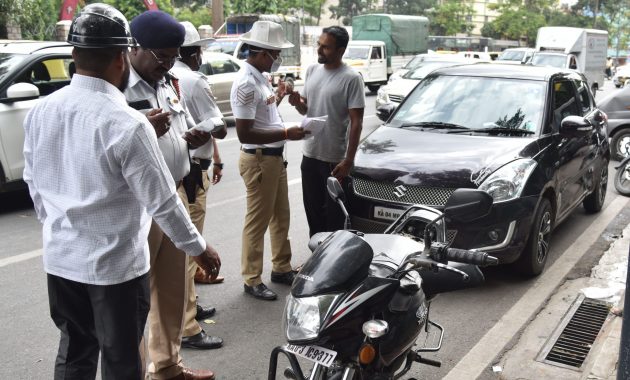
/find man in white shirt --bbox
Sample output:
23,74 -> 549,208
125,10 -> 217,380
171,21 -> 226,350
230,21 -> 308,301
22,4 -> 220,380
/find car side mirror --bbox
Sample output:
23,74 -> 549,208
376,103 -> 397,122
443,189 -> 493,223
560,115 -> 592,136
326,176 -> 344,202
2,83 -> 39,103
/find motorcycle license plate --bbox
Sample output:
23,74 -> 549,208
374,206 -> 404,221
284,344 -> 337,367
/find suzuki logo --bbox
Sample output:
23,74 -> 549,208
393,185 -> 407,198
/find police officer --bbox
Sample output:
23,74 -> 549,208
230,21 -> 309,301
125,10 -> 219,380
171,21 -> 227,350
23,4 -> 220,379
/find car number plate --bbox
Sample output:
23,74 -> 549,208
284,344 -> 337,367
374,206 -> 404,221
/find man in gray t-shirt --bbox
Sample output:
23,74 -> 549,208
289,26 -> 365,236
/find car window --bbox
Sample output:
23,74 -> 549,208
201,58 -> 240,76
371,47 -> 382,59
0,53 -> 27,83
551,79 -> 580,132
11,57 -> 73,96
574,79 -> 592,115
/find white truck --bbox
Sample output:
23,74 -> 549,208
534,27 -> 608,95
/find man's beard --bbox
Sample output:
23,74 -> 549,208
318,55 -> 327,64
118,56 -> 131,92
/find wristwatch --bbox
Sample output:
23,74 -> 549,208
213,162 -> 224,169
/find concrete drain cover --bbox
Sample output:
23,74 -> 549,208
537,294 -> 610,370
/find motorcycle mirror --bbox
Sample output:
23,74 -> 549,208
443,189 -> 493,223
326,176 -> 344,201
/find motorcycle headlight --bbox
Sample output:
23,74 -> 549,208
283,294 -> 340,342
377,88 -> 389,104
478,159 -> 537,202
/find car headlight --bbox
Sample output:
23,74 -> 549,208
283,294 -> 340,342
478,159 -> 537,202
377,88 -> 389,104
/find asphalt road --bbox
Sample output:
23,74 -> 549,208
0,80 -> 627,380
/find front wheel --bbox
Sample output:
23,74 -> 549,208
614,161 -> 630,196
611,129 -> 630,161
517,198 -> 554,276
583,164 -> 608,212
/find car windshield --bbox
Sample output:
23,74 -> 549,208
389,75 -> 545,135
403,56 -> 425,69
0,53 -> 27,83
402,61 -> 462,80
343,46 -> 370,60
208,40 -> 239,55
498,50 -> 525,61
531,54 -> 566,68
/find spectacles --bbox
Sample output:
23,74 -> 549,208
146,49 -> 181,66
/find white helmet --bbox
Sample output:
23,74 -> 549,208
239,21 -> 294,50
180,21 -> 214,47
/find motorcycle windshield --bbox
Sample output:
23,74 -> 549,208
293,231 -> 374,297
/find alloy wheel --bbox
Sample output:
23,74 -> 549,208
536,211 -> 552,264
617,136 -> 630,159
598,166 -> 608,205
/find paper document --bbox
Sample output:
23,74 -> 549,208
301,116 -> 327,138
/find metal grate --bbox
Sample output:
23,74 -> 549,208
538,295 -> 610,370
353,178 -> 456,207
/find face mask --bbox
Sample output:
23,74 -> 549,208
266,51 -> 283,72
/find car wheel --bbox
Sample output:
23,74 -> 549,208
615,84 -> 622,88
611,129 -> 630,161
517,198 -> 553,276
583,164 -> 607,213
367,84 -> 380,93
614,160 -> 630,196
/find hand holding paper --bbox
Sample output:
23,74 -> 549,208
301,116 -> 327,138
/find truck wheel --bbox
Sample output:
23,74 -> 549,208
367,84 -> 380,93
583,164 -> 607,213
517,198 -> 553,276
611,129 -> 630,161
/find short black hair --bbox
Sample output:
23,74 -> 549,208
322,26 -> 349,49
180,46 -> 200,59
73,47 -> 125,73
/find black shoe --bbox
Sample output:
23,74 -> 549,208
181,330 -> 223,350
271,270 -> 296,285
195,304 -> 216,321
244,283 -> 277,300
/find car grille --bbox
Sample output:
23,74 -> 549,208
388,94 -> 404,103
352,178 -> 456,207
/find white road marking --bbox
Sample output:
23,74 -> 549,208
0,248 -> 42,268
443,195 -> 630,380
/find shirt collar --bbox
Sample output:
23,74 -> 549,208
243,61 -> 268,85
70,74 -> 127,106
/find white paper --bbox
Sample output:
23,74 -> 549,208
190,117 -> 225,133
301,116 -> 327,138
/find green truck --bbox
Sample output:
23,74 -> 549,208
344,14 -> 429,92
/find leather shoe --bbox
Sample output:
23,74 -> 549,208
244,283 -> 277,300
181,330 -> 223,350
167,367 -> 215,380
271,270 -> 296,285
195,303 -> 216,320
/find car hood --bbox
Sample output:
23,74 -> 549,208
599,86 -> 630,126
353,126 -> 540,188
384,78 -> 418,97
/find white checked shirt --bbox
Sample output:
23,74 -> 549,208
230,62 -> 285,149
23,74 -> 205,285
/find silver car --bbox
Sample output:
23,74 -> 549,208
200,51 -> 242,116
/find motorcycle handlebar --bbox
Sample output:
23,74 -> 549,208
445,248 -> 499,267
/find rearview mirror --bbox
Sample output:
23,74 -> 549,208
376,103 -> 397,122
560,115 -> 591,136
2,83 -> 39,103
326,177 -> 344,202
444,189 -> 493,223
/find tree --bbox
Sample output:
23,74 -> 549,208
94,0 -> 174,21
481,0 -> 553,45
0,0 -> 61,40
329,0 -> 372,25
429,0 -> 474,36
386,0 -> 435,16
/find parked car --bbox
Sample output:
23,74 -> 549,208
613,65 -> 630,88
199,51 -> 242,116
387,53 -> 435,83
0,41 -> 73,192
349,64 -> 609,276
496,47 -> 535,64
598,85 -> 630,160
376,57 -> 473,108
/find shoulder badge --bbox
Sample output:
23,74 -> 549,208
236,83 -> 255,105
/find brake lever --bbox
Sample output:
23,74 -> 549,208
433,263 -> 469,282
408,258 -> 469,281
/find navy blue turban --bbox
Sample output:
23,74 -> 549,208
130,11 -> 185,49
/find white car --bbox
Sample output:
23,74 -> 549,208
613,65 -> 630,88
200,51 -> 242,116
0,41 -> 73,192
496,47 -> 535,65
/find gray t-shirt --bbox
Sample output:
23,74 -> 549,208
301,63 -> 365,163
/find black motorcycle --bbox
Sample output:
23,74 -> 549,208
268,178 -> 498,380
615,155 -> 630,196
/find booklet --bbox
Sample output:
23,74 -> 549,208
301,116 -> 327,138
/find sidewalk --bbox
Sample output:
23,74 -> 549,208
496,222 -> 629,380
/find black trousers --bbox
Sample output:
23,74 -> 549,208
301,155 -> 345,237
47,273 -> 150,380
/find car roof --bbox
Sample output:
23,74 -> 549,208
0,40 -> 71,54
202,51 -> 238,60
431,62 -> 580,81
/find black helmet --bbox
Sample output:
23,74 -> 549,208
67,3 -> 137,48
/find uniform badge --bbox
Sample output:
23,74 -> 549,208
236,84 -> 254,105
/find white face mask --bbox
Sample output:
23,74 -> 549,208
266,51 -> 283,72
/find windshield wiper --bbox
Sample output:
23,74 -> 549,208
399,122 -> 471,130
448,126 -> 535,135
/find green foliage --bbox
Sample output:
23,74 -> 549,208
94,0 -> 174,21
386,0 -> 436,16
174,3 -> 212,26
429,0 -> 474,36
329,0 -> 372,24
0,0 -> 61,40
481,0 -> 552,44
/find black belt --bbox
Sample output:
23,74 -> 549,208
242,147 -> 284,156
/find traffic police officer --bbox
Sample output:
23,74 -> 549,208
125,10 -> 220,380
230,21 -> 309,301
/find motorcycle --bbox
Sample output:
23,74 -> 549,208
267,177 -> 499,380
614,155 -> 630,196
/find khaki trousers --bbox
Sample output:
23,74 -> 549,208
239,151 -> 293,286
181,171 -> 209,337
146,190 -> 190,379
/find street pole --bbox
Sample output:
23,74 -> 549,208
618,244 -> 630,380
